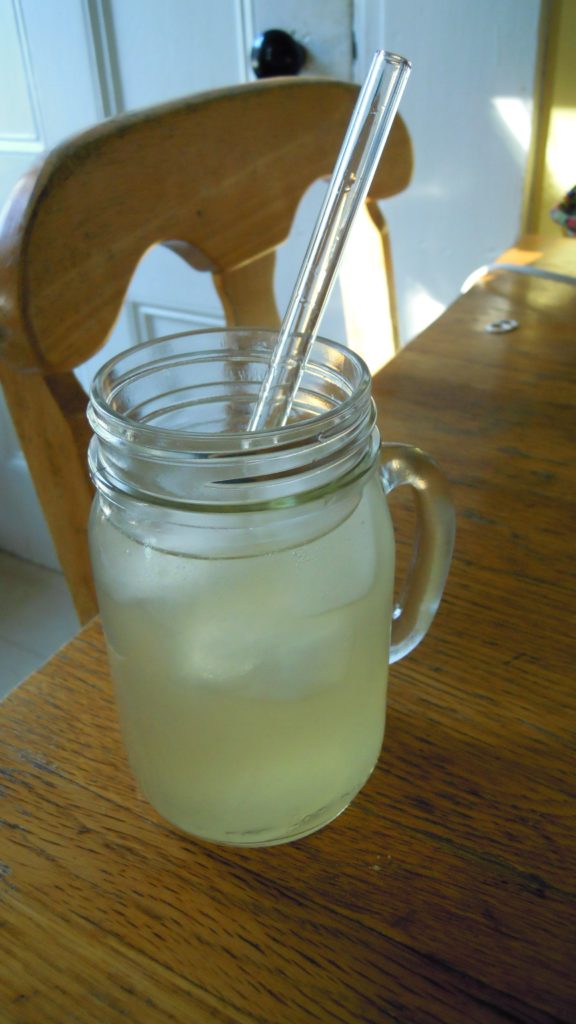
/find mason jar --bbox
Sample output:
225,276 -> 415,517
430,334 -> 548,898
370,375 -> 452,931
87,328 -> 454,846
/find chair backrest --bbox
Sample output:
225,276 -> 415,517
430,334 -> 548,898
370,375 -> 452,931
0,78 -> 412,623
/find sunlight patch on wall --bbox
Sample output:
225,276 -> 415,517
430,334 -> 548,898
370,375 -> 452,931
403,283 -> 445,342
339,205 -> 397,374
544,107 -> 576,196
492,96 -> 532,155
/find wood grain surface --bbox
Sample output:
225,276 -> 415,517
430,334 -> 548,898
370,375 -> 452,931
1,242 -> 575,1023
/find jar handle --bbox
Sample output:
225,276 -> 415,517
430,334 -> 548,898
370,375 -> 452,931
379,443 -> 455,664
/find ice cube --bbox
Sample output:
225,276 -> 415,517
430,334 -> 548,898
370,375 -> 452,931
260,605 -> 355,701
187,612 -> 264,684
92,514 -> 212,607
176,565 -> 285,687
286,525 -> 376,619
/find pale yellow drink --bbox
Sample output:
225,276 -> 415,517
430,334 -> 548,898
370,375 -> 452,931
90,473 -> 393,845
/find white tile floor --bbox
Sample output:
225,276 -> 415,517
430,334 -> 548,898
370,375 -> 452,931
0,550 -> 79,701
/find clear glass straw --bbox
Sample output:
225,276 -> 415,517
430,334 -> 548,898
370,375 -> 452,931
248,50 -> 411,432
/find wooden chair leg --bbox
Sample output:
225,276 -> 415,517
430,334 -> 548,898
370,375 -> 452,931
214,252 -> 281,328
0,365 -> 97,624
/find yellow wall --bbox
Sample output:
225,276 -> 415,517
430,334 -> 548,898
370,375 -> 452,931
527,0 -> 576,236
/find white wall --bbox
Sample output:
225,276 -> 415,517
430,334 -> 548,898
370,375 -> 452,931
355,0 -> 542,343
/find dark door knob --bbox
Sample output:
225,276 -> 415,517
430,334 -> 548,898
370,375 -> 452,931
251,29 -> 307,79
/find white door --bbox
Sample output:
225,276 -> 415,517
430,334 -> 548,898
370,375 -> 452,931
0,0 -> 354,568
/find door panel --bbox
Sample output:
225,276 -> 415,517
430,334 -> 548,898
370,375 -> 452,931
106,0 -> 250,110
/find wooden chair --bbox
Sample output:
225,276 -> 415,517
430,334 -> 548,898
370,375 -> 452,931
0,78 -> 412,624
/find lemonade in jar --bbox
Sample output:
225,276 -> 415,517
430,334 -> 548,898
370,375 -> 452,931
88,328 -> 454,845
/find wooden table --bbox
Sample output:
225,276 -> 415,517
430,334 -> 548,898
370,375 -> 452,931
1,241 -> 575,1023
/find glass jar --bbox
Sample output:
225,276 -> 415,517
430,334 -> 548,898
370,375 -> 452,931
88,328 -> 454,846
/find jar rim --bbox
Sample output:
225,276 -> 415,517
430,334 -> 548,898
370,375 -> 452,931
88,326 -> 372,455
87,327 -> 379,508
